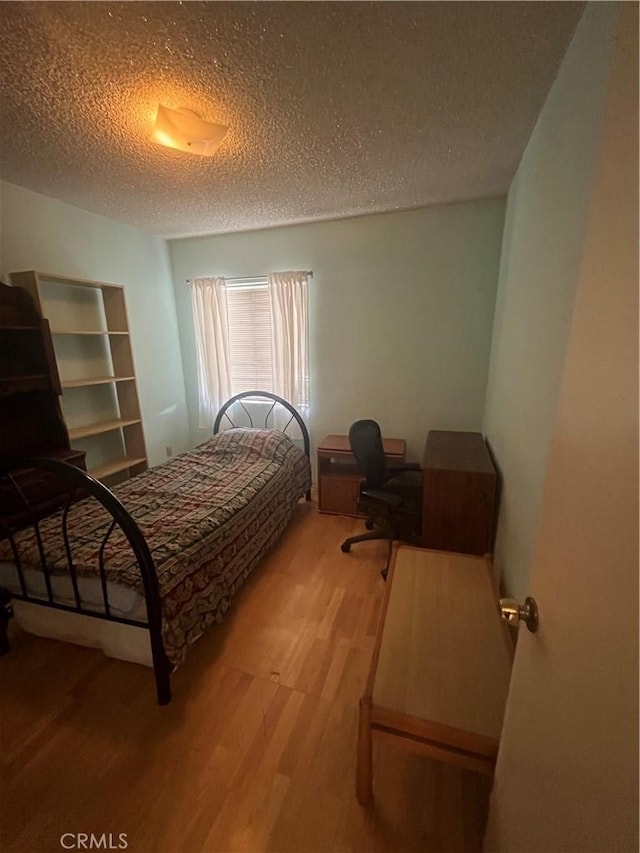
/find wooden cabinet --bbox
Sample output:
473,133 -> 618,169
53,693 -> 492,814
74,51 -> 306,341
421,430 -> 497,555
317,434 -> 406,517
10,271 -> 148,485
0,283 -> 86,526
357,546 -> 513,805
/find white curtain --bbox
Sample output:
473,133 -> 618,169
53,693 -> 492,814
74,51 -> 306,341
189,277 -> 232,428
268,271 -> 310,412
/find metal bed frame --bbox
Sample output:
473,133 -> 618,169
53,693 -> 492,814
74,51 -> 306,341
0,391 -> 310,706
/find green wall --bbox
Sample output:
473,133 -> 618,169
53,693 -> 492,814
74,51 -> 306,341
169,199 -> 505,462
0,182 -> 190,466
483,2 -> 617,600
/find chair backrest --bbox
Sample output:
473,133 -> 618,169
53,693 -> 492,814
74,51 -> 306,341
348,420 -> 387,489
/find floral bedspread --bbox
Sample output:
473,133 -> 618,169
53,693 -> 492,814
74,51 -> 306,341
2,429 -> 311,668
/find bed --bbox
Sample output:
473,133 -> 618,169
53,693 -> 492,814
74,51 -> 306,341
0,392 -> 311,704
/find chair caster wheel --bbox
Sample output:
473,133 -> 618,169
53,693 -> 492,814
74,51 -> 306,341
381,568 -> 389,581
341,542 -> 351,553
365,520 -> 374,530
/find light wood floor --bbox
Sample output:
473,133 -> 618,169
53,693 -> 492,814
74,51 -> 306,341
1,503 -> 490,853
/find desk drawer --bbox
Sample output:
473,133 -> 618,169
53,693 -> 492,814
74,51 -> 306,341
318,474 -> 363,516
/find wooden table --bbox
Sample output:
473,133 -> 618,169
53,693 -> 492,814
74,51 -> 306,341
357,546 -> 513,805
317,434 -> 406,517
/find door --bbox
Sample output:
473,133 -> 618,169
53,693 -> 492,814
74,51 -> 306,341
485,7 -> 638,852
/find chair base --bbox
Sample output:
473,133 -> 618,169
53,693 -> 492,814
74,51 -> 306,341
341,528 -> 394,579
341,529 -> 391,551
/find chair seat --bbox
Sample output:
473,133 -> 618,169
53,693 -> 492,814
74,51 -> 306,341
361,487 -> 403,508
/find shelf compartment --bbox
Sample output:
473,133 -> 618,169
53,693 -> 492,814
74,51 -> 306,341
62,375 -> 135,389
52,329 -> 130,336
0,325 -> 42,332
90,456 -> 147,480
0,373 -> 50,382
0,374 -> 51,395
69,418 -> 141,440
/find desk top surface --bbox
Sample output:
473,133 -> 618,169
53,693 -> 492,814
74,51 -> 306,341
372,546 -> 512,745
424,430 -> 495,474
317,434 -> 405,457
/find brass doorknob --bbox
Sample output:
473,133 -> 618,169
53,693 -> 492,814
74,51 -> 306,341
499,596 -> 539,632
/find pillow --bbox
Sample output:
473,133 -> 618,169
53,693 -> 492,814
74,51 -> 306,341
206,428 -> 295,461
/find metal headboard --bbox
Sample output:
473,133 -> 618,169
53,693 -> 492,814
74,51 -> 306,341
213,391 -> 310,459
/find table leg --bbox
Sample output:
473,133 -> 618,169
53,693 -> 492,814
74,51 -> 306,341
357,695 -> 373,805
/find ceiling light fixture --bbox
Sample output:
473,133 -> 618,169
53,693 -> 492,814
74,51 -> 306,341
151,104 -> 228,157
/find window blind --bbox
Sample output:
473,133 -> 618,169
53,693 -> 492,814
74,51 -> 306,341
226,283 -> 274,394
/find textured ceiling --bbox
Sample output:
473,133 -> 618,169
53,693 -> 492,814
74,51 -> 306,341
0,2 -> 583,238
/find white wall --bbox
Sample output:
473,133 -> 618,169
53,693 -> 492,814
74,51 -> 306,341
169,199 -> 505,461
0,182 -> 190,466
482,3 -> 616,600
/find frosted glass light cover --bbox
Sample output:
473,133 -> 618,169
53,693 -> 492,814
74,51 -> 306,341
151,105 -> 228,156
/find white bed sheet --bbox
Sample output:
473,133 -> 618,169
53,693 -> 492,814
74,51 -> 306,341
0,561 -> 152,666
0,561 -> 146,618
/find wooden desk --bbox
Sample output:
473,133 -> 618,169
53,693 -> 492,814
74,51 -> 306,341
421,430 -> 497,555
317,434 -> 406,517
357,546 -> 512,805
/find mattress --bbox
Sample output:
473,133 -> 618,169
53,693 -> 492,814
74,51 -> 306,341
0,561 -> 146,619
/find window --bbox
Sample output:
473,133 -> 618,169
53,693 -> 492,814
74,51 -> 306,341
226,279 -> 273,394
189,271 -> 310,427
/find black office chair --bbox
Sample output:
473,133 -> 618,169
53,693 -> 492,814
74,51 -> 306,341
340,419 -> 421,579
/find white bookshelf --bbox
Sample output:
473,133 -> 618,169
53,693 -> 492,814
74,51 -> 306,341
10,271 -> 148,485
